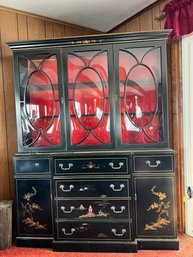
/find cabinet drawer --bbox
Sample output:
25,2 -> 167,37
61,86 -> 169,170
57,221 -> 131,240
14,158 -> 50,174
134,155 -> 173,172
56,179 -> 129,198
56,199 -> 129,220
54,157 -> 128,175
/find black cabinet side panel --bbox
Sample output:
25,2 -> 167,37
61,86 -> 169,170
135,177 -> 176,238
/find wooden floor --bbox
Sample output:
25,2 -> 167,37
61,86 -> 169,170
0,234 -> 192,257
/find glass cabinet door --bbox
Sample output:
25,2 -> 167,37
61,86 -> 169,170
17,52 -> 63,149
116,43 -> 167,146
64,46 -> 114,148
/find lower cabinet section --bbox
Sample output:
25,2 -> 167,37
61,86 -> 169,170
14,152 -> 179,252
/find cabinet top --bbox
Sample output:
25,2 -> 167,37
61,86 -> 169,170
7,30 -> 171,51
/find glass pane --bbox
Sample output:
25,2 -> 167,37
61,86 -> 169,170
125,65 -> 157,127
119,47 -> 163,144
19,54 -> 61,147
68,50 -> 111,146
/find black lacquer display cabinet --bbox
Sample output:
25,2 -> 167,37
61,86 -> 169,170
8,30 -> 179,252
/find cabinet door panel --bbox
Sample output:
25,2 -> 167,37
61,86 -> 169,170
134,177 -> 176,237
115,42 -> 168,147
64,45 -> 115,149
15,179 -> 53,236
17,51 -> 64,150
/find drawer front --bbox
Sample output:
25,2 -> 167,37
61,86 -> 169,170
57,221 -> 131,240
134,155 -> 173,172
57,199 -> 129,220
54,157 -> 128,175
14,158 -> 50,174
56,179 -> 129,198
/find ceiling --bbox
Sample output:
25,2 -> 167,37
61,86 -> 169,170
0,0 -> 158,32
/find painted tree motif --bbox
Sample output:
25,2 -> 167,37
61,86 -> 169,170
145,185 -> 170,231
21,186 -> 46,230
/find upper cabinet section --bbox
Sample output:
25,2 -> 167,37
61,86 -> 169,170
9,31 -> 170,152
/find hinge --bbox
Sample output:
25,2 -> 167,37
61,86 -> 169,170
114,94 -> 118,102
187,186 -> 193,199
134,193 -> 137,201
61,97 -> 65,104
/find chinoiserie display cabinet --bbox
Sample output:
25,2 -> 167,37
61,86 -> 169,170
8,30 -> 179,252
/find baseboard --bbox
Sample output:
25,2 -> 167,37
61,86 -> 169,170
15,237 -> 180,251
53,240 -> 138,252
137,237 -> 179,250
16,236 -> 54,248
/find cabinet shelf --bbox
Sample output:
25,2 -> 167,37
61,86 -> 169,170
20,99 -> 60,103
68,97 -> 110,101
69,112 -> 161,118
56,218 -> 130,223
70,113 -> 109,118
120,112 -> 161,115
20,83 -> 59,89
68,81 -> 109,87
30,115 -> 60,119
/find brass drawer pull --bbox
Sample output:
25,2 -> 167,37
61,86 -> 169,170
111,206 -> 126,213
59,163 -> 73,171
145,160 -> 161,168
61,228 -> 75,236
109,162 -> 124,170
59,184 -> 74,192
111,228 -> 126,237
61,206 -> 75,213
82,161 -> 100,169
110,184 -> 125,192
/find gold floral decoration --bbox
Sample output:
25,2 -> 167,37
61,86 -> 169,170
21,187 -> 46,230
145,185 -> 170,231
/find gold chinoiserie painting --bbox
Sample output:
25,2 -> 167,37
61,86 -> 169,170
145,185 -> 170,231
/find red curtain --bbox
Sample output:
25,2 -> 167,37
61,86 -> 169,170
164,0 -> 193,39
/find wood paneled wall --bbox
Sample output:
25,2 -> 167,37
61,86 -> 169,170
110,0 -> 170,33
111,0 -> 185,232
0,1 -> 184,233
170,40 -> 185,233
0,7 -> 99,201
